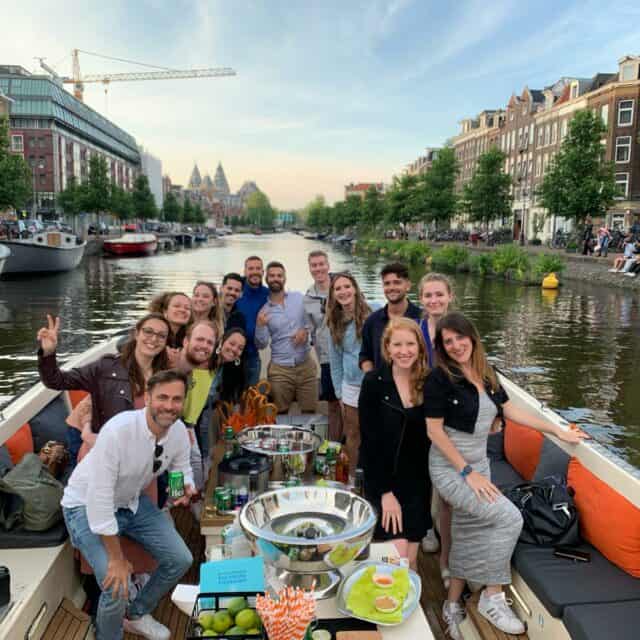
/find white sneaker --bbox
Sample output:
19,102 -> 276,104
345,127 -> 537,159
421,528 -> 440,553
624,272 -> 637,277
608,268 -> 619,272
442,600 -> 465,640
477,590 -> 525,635
123,614 -> 171,640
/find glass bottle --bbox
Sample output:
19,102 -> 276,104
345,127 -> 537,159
336,439 -> 350,484
248,469 -> 260,500
325,447 -> 337,481
224,426 -> 236,459
352,468 -> 369,559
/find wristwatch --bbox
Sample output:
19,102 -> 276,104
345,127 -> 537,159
460,464 -> 473,478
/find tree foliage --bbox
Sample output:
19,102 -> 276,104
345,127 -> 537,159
420,147 -> 459,228
539,109 -> 616,225
246,190 -> 275,228
131,174 -> 157,220
193,202 -> 206,225
360,186 -> 386,231
462,147 -> 512,228
385,173 -> 421,228
84,155 -> 111,214
162,191 -> 182,223
57,176 -> 84,218
182,198 -> 195,224
0,115 -> 33,210
110,183 -> 133,221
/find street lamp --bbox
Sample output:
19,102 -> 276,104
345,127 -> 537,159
519,187 -> 529,246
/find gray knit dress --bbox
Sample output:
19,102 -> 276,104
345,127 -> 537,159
429,392 -> 523,585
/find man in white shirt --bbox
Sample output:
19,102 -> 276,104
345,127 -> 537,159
62,369 -> 196,640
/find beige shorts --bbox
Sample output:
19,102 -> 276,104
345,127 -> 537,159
268,355 -> 318,413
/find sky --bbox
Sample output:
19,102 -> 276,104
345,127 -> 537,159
2,1 -> 640,209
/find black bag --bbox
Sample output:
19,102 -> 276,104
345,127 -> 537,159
504,476 -> 580,546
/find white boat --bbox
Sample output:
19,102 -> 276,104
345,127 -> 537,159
0,244 -> 10,276
0,338 -> 638,639
0,231 -> 86,275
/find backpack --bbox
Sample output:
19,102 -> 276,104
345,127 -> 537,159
504,476 -> 580,546
0,453 -> 64,532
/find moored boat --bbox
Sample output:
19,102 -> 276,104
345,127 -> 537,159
102,232 -> 158,256
0,231 -> 85,275
0,244 -> 10,275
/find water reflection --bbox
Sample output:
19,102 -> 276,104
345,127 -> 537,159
1,233 -> 639,467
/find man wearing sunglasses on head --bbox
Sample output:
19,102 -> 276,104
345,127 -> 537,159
61,369 -> 195,640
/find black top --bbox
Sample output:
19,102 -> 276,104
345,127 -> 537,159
358,301 -> 422,369
423,365 -> 508,434
225,305 -> 247,333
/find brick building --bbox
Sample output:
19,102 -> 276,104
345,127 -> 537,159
406,148 -> 441,176
447,55 -> 640,241
0,65 -> 140,217
344,182 -> 385,201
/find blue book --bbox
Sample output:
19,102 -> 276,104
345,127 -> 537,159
200,556 -> 265,595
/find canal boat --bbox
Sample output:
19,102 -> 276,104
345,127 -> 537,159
0,244 -> 10,276
0,338 -> 638,639
103,232 -> 158,256
0,230 -> 86,275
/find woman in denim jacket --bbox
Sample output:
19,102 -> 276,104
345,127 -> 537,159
326,273 -> 371,475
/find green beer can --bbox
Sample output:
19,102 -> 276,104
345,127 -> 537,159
168,471 -> 184,499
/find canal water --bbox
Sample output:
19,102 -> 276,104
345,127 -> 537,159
1,232 -> 639,468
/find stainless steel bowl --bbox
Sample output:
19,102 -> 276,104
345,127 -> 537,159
239,486 -> 377,598
237,425 -> 323,481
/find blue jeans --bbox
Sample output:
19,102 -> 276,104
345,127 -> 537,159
245,353 -> 262,387
63,496 -> 193,640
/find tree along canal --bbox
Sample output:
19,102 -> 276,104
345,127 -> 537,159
1,232 -> 639,467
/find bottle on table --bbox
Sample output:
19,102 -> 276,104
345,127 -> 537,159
223,426 -> 236,460
335,438 -> 350,484
352,468 -> 370,559
324,447 -> 337,481
248,469 -> 260,500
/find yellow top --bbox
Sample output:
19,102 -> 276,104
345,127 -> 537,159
182,368 -> 215,425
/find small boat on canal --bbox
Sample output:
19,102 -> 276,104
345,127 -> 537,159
0,230 -> 86,275
0,336 -> 638,640
103,232 -> 158,256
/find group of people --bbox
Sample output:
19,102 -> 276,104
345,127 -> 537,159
609,234 -> 640,277
35,250 -> 586,640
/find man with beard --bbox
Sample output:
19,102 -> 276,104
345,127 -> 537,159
359,262 -> 421,372
220,273 -> 247,331
255,261 -> 317,413
62,369 -> 195,640
177,321 -> 217,494
236,256 -> 269,386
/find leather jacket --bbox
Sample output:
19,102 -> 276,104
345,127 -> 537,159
38,351 -> 133,433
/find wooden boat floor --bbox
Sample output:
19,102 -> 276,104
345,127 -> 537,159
417,549 -> 529,640
42,598 -> 91,640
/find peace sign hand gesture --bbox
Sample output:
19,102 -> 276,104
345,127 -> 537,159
37,314 -> 60,356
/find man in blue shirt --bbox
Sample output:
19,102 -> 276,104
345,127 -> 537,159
235,256 -> 269,386
359,262 -> 421,371
255,261 -> 317,413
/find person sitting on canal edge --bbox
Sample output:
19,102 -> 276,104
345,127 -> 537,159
60,369 -> 196,640
235,256 -> 269,386
255,261 -> 318,414
304,250 -> 343,440
359,262 -> 421,372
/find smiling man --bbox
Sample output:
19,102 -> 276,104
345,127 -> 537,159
359,262 -> 421,372
61,369 -> 195,640
220,272 -> 247,332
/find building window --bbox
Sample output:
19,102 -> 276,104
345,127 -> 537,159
618,100 -> 634,126
551,122 -> 557,144
529,124 -> 535,144
38,157 -> 45,169
39,175 -> 46,186
544,125 -> 551,146
615,173 -> 629,199
537,128 -> 544,147
535,157 -> 541,177
11,135 -> 23,152
615,136 -> 632,162
570,83 -> 579,100
561,120 -> 568,139
601,104 -> 609,127
621,64 -> 637,81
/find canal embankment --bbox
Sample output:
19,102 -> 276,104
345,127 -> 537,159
353,238 -> 640,291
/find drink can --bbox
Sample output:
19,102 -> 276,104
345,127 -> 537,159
222,488 -> 233,512
285,477 -> 300,487
224,426 -> 235,441
235,486 -> 249,508
277,438 -> 290,453
168,471 -> 184,499
214,486 -> 225,511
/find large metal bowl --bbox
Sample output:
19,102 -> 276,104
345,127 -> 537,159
237,425 -> 323,481
239,486 -> 377,597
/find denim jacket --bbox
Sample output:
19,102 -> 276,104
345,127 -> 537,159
328,321 -> 364,400
424,365 -> 508,433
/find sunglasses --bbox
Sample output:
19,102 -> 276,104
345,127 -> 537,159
152,444 -> 164,473
141,326 -> 169,342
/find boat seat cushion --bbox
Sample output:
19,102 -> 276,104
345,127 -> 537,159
490,458 -> 525,491
29,395 -> 69,452
0,519 -> 68,548
512,542 -> 640,618
5,423 -> 34,464
563,600 -> 640,640
504,419 -> 544,481
532,436 -> 571,482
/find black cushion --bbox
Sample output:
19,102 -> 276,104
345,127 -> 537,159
29,395 -> 69,453
512,542 -> 640,618
563,601 -> 640,640
490,458 -> 524,491
487,430 -> 505,462
533,437 -> 571,482
0,519 -> 68,548
0,446 -> 13,477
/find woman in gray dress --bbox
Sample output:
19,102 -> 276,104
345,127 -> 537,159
424,312 -> 586,639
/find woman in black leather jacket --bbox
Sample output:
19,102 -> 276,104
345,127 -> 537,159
358,317 -> 431,569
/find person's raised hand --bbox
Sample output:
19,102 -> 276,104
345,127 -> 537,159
37,314 -> 60,356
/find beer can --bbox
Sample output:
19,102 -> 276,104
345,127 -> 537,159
277,438 -> 290,453
168,471 -> 184,499
214,486 -> 225,511
235,486 -> 248,508
221,488 -> 233,512
284,477 -> 300,487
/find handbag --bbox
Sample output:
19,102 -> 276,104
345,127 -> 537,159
504,476 -> 580,546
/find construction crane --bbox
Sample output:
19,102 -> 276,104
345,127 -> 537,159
38,49 -> 236,102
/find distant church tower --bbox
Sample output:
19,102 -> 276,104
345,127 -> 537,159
213,162 -> 230,196
188,164 -> 202,189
